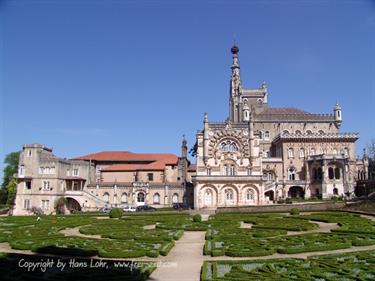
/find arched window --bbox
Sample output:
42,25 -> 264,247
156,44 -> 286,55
204,190 -> 212,206
288,168 -> 296,181
259,131 -> 264,140
306,130 -> 313,135
310,148 -> 316,156
334,168 -> 340,179
103,192 -> 109,202
246,190 -> 254,201
299,148 -> 305,158
288,148 -> 294,158
295,130 -> 302,135
121,192 -> 128,203
264,131 -> 270,140
153,193 -> 160,204
318,130 -> 324,135
343,147 -> 348,156
333,188 -> 338,195
220,140 -> 238,152
332,148 -> 338,155
172,193 -> 179,203
328,167 -> 334,180
283,130 -> 290,135
137,192 -> 145,203
225,189 -> 233,201
263,172 -> 274,182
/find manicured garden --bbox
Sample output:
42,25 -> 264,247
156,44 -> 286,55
201,250 -> 375,280
204,212 -> 375,257
0,213 -> 208,259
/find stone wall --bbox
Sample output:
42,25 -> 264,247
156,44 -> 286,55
216,202 -> 346,213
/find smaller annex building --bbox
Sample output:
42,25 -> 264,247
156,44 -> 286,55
13,138 -> 195,215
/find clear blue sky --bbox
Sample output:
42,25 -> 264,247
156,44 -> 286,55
1,0 -> 374,181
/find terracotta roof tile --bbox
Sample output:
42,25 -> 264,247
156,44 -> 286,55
74,151 -> 178,164
102,159 -> 173,172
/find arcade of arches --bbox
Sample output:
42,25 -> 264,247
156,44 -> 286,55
196,185 -> 261,208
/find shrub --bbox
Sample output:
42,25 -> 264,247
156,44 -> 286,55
285,198 -> 293,204
109,208 -> 123,219
54,197 -> 67,214
290,208 -> 300,215
193,214 -> 202,222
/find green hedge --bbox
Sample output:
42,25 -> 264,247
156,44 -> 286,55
109,208 -> 123,218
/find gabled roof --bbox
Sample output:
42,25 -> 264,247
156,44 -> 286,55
74,151 -> 178,164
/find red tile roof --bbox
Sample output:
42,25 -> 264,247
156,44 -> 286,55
259,107 -> 310,115
75,151 -> 178,164
102,160 -> 172,172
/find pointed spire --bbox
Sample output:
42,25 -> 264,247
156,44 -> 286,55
182,134 -> 187,147
204,112 -> 208,123
335,101 -> 341,109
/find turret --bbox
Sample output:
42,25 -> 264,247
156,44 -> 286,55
181,134 -> 187,158
334,102 -> 342,128
178,135 -> 188,183
262,81 -> 268,104
229,44 -> 242,123
203,113 -> 209,164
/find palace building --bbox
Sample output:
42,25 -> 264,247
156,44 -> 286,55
13,45 -> 369,214
13,141 -> 195,215
193,45 -> 368,209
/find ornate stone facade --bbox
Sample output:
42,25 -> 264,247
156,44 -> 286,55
193,45 -> 368,209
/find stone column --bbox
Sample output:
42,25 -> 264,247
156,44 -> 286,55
322,160 -> 328,199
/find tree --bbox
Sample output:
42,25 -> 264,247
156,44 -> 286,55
1,151 -> 20,204
54,197 -> 67,214
6,178 -> 17,205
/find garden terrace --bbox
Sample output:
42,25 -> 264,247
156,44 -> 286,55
201,250 -> 375,280
204,212 -> 375,257
0,213 -> 206,259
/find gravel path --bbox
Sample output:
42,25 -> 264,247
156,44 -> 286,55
60,226 -> 104,239
148,231 -> 206,281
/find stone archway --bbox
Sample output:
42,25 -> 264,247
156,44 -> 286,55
220,185 -> 239,206
66,197 -> 81,212
242,185 -> 260,205
199,185 -> 218,209
288,186 -> 305,198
